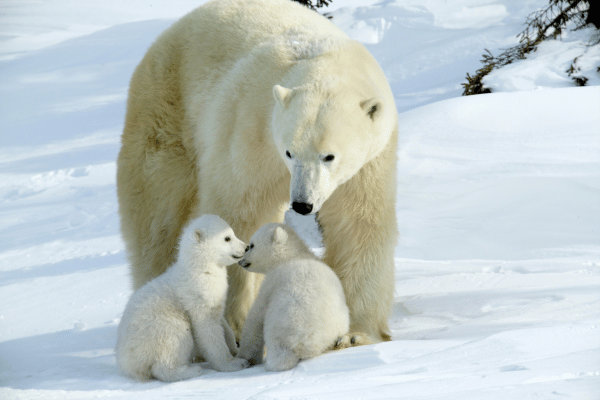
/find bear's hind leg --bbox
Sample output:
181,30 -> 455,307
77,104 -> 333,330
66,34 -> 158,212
151,363 -> 203,382
265,343 -> 299,371
149,320 -> 200,382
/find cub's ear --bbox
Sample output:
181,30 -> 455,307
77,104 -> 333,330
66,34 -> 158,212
273,85 -> 294,108
360,97 -> 383,121
195,229 -> 205,242
272,226 -> 288,245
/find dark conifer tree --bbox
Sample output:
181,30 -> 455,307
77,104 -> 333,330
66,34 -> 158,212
463,0 -> 599,95
291,0 -> 331,12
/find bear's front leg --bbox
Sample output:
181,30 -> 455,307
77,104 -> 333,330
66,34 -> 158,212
221,316 -> 238,356
225,259 -> 264,340
318,140 -> 398,344
192,318 -> 249,372
237,292 -> 267,365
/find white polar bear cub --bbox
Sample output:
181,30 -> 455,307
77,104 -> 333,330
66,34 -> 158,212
236,223 -> 350,371
115,215 -> 249,381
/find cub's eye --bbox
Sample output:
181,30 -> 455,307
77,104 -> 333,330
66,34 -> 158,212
224,236 -> 231,242
285,151 -> 292,159
250,243 -> 254,249
323,154 -> 335,162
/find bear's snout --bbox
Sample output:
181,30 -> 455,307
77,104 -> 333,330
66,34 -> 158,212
238,259 -> 251,268
291,201 -> 313,215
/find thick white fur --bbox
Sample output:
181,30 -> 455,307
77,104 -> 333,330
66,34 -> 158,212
115,215 -> 249,381
117,0 -> 398,344
236,223 -> 350,371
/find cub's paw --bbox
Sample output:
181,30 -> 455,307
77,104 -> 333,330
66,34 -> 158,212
192,355 -> 206,363
219,357 -> 249,372
246,357 -> 260,366
332,333 -> 372,350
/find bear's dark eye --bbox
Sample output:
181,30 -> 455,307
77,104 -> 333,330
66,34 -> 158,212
224,236 -> 231,242
323,154 -> 335,162
250,243 -> 254,249
367,104 -> 378,119
285,150 -> 292,159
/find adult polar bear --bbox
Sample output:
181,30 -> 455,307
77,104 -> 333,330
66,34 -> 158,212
117,0 -> 398,343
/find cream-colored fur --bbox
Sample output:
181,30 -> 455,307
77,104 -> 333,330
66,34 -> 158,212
115,215 -> 249,381
236,223 -> 349,371
117,0 -> 398,344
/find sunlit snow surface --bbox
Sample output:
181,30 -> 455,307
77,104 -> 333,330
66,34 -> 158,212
1,0 -> 599,398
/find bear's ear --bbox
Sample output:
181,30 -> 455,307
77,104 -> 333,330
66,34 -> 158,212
272,226 -> 288,245
195,229 -> 205,242
273,85 -> 294,108
360,97 -> 383,121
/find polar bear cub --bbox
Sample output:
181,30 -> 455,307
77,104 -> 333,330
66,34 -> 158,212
236,223 -> 350,371
116,215 -> 249,381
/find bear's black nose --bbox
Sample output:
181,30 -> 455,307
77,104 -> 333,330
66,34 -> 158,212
292,202 -> 313,215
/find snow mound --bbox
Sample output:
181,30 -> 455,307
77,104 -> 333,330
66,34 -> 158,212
397,86 -> 600,260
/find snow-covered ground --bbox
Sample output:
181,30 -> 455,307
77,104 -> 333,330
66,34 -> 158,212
1,0 -> 599,398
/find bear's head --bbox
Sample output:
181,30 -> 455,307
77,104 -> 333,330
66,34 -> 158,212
238,223 -> 308,273
180,214 -> 247,268
270,76 -> 395,215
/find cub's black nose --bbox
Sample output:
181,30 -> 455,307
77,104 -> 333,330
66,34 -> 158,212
292,202 -> 313,215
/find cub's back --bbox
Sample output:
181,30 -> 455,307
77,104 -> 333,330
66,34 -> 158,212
267,259 -> 346,310
263,259 -> 350,351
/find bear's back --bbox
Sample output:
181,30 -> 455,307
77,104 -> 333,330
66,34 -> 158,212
179,0 -> 346,53
266,259 -> 346,311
